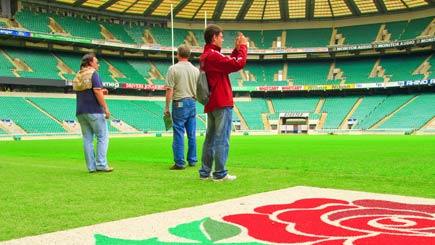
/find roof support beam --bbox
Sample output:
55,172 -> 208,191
307,0 -> 314,20
374,0 -> 387,13
345,0 -> 361,16
143,0 -> 164,17
279,0 -> 288,21
236,0 -> 253,21
213,0 -> 227,20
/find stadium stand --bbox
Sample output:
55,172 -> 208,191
336,57 -> 384,84
286,28 -> 332,47
105,58 -> 147,84
262,30 -> 283,48
14,10 -> 51,33
101,22 -> 136,43
0,50 -> 16,77
149,27 -> 189,47
383,20 -> 409,41
337,23 -> 381,44
286,60 -> 332,85
124,25 -> 147,44
348,96 -> 387,128
400,16 -> 434,40
241,30 -> 263,49
235,99 -> 269,130
126,59 -> 152,83
321,96 -> 360,129
354,94 -> 415,130
50,14 -> 104,39
106,99 -> 165,132
271,97 -> 320,113
1,6 -> 434,137
3,48 -> 61,80
380,53 -> 428,81
0,97 -> 66,133
377,94 -> 435,130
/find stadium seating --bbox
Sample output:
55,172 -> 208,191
336,57 -> 384,84
123,25 -> 147,44
14,10 -> 51,33
241,30 -> 263,48
106,99 -> 166,132
377,94 -> 435,130
149,27 -> 189,47
4,48 -> 61,80
11,10 -> 433,48
235,99 -> 269,130
27,97 -> 118,132
321,96 -> 360,129
384,20 -> 409,41
0,97 -> 66,133
337,23 -> 380,44
286,60 -> 332,85
101,22 -> 136,43
354,94 -> 414,129
380,53 -> 427,81
105,58 -> 148,84
271,97 -> 320,113
51,14 -> 104,39
0,50 -> 16,77
263,30 -> 283,48
286,28 -> 331,47
400,16 -> 434,40
348,96 -> 386,127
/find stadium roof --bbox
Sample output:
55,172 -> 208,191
43,0 -> 434,22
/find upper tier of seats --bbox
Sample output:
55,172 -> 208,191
0,48 -> 432,88
12,10 -> 435,48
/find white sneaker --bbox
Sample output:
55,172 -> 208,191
200,175 -> 212,180
213,174 -> 237,182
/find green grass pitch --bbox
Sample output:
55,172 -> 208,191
0,135 -> 434,241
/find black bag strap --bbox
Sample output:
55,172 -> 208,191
200,51 -> 213,71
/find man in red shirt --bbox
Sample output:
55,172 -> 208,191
199,24 -> 248,181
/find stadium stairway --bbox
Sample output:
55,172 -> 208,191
370,96 -> 418,129
232,105 -> 249,130
339,97 -> 363,129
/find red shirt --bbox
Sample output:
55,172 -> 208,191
201,44 -> 247,113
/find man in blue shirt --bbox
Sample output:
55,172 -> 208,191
74,53 -> 113,173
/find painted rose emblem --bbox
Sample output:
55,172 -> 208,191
223,198 -> 435,244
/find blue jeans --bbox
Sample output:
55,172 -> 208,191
199,107 -> 233,179
172,98 -> 197,167
77,113 -> 109,172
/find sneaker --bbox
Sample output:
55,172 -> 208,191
96,167 -> 114,172
200,174 -> 212,180
170,165 -> 185,170
213,174 -> 237,182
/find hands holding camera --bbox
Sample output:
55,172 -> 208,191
235,32 -> 248,50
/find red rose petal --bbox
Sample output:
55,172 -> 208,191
354,200 -> 435,213
254,198 -> 349,214
277,205 -> 367,237
340,216 -> 435,235
328,208 -> 433,221
354,233 -> 435,245
223,213 -> 323,243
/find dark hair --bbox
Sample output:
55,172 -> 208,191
204,24 -> 223,44
80,53 -> 96,69
177,44 -> 190,58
